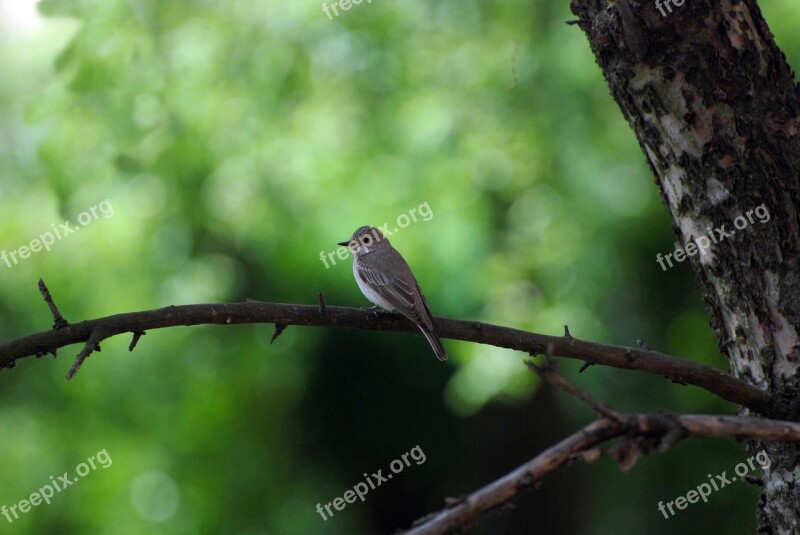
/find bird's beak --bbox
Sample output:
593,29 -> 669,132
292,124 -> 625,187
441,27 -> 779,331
337,241 -> 349,247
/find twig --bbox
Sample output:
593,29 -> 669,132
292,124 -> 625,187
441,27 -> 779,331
402,413 -> 800,534
129,331 -> 146,352
404,419 -> 620,535
38,279 -> 68,330
66,326 -> 109,380
270,324 -> 286,345
526,359 -> 625,422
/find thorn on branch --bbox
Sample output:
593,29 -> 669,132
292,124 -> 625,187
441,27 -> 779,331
564,325 -> 572,338
129,331 -> 146,352
576,447 -> 602,463
499,501 -> 517,512
525,359 -> 626,423
654,412 -> 687,452
317,292 -> 326,314
579,361 -> 593,373
657,425 -> 686,452
609,436 -> 647,472
637,339 -> 649,350
270,324 -> 286,345
611,414 -> 686,465
443,496 -> 463,507
38,279 -> 69,330
66,328 -> 107,381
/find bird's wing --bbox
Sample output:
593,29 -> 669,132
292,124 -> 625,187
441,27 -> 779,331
356,250 -> 434,331
414,281 -> 440,333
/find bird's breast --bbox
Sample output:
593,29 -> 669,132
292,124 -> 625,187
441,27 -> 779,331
354,261 -> 396,311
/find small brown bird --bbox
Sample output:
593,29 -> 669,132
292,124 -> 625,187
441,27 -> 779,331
338,226 -> 447,361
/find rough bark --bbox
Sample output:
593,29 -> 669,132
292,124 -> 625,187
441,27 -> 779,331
569,0 -> 800,530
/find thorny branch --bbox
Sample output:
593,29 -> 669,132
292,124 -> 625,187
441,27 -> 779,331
402,363 -> 800,534
0,282 -> 781,420
4,282 -> 798,533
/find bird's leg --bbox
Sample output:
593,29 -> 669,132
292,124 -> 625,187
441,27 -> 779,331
363,305 -> 399,320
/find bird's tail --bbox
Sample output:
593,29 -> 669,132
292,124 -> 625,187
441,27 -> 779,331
419,326 -> 448,361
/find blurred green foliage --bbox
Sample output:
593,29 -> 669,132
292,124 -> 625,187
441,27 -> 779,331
0,0 -> 797,532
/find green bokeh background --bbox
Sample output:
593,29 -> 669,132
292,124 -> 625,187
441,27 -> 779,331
0,0 -> 797,533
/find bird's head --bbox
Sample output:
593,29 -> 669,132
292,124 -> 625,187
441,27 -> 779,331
338,226 -> 389,256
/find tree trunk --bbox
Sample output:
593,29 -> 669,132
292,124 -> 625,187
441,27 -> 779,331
570,0 -> 800,531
